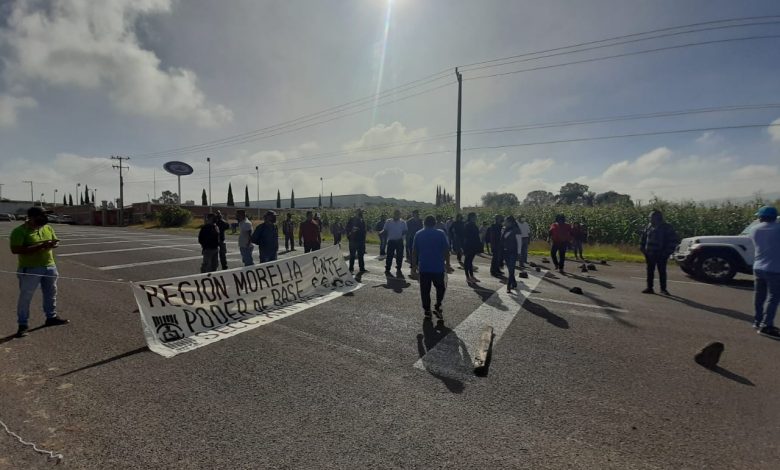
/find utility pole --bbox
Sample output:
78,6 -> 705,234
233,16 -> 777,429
255,165 -> 260,219
23,180 -> 33,205
207,157 -> 212,212
111,156 -> 130,226
153,169 -> 156,202
455,67 -> 462,212
53,189 -> 58,209
0,183 -> 4,201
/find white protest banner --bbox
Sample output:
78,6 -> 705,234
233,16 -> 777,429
131,244 -> 361,357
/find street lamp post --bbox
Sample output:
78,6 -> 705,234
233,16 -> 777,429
320,177 -> 324,208
53,189 -> 58,209
206,157 -> 211,211
40,193 -> 45,207
76,183 -> 81,205
93,188 -> 98,206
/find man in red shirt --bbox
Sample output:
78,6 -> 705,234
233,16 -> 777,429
549,214 -> 572,273
299,211 -> 321,253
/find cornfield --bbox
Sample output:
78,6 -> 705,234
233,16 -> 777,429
306,199 -> 769,245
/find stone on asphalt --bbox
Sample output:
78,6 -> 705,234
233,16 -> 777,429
569,287 -> 583,294
694,342 -> 724,369
587,264 -> 597,271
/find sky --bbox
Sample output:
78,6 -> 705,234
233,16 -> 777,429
1,0 -> 779,207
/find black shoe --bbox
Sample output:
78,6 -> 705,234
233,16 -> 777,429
753,321 -> 762,329
359,269 -> 369,273
434,305 -> 443,318
349,268 -> 354,273
424,311 -> 432,319
642,288 -> 654,294
45,317 -> 70,327
15,325 -> 28,338
660,289 -> 671,296
385,269 -> 391,274
758,326 -> 780,339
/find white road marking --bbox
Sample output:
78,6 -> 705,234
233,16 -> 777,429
629,276 -> 721,286
60,237 -> 194,246
413,271 -> 545,381
98,254 -> 242,270
530,296 -> 629,313
57,244 -> 199,257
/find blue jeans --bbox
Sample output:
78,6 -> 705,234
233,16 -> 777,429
379,233 -> 387,256
17,266 -> 58,326
259,251 -> 277,263
754,269 -> 780,328
239,245 -> 254,266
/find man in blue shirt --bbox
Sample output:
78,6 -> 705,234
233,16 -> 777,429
750,205 -> 780,338
412,215 -> 451,319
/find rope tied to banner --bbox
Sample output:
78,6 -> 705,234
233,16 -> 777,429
0,417 -> 64,464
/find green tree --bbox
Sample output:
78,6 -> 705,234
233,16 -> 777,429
558,182 -> 590,205
523,190 -> 556,206
595,191 -> 633,206
160,190 -> 178,205
62,195 -> 67,206
68,194 -> 73,206
244,185 -> 250,207
276,189 -> 281,208
227,183 -> 234,207
330,192 -> 333,208
481,192 -> 519,207
290,189 -> 295,209
84,184 -> 90,205
79,195 -> 84,205
318,194 -> 322,208
201,188 -> 207,206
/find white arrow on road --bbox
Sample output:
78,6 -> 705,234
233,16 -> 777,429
414,271 -> 545,381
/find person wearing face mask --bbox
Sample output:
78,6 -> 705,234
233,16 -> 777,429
9,207 -> 70,338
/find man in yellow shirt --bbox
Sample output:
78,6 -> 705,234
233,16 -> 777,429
9,207 -> 69,338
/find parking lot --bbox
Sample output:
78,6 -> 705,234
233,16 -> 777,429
1,221 -> 778,469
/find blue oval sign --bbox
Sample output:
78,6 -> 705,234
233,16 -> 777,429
163,161 -> 194,176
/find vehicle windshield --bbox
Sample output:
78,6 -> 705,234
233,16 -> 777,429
740,220 -> 761,235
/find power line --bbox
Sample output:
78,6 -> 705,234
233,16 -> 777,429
125,122 -> 780,184
465,34 -> 780,81
459,16 -> 780,71
127,16 -> 780,161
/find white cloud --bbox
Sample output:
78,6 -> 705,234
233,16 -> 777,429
602,147 -> 672,180
770,118 -> 780,143
695,131 -> 723,146
1,0 -> 232,127
516,158 -> 554,178
342,122 -> 429,155
734,164 -> 779,179
464,153 -> 506,175
0,94 -> 37,127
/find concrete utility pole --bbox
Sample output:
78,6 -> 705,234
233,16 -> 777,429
23,180 -> 33,205
207,157 -> 212,211
455,67 -> 462,212
54,189 -> 58,209
111,156 -> 130,226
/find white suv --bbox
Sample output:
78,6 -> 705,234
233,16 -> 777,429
673,221 -> 758,282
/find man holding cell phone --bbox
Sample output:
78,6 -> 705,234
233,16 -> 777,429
9,206 -> 69,338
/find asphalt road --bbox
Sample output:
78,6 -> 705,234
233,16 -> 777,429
0,221 -> 778,469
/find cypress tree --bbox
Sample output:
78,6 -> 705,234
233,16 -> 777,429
329,192 -> 333,208
91,192 -> 95,204
80,195 -> 84,205
244,185 -> 250,207
68,194 -> 73,206
227,183 -> 234,207
201,189 -> 207,206
290,189 -> 295,209
84,184 -> 89,205
63,195 -> 67,206
318,194 -> 322,208
276,189 -> 281,208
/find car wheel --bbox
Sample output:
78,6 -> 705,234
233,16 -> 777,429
694,252 -> 737,282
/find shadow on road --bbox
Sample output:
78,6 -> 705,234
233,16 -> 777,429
58,346 -> 148,377
542,274 -> 635,328
698,364 -> 755,386
523,299 -> 569,329
665,295 -> 753,324
564,273 -> 615,289
372,273 -> 411,293
416,319 -> 468,393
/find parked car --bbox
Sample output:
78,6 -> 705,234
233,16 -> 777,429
673,221 -> 758,283
58,215 -> 75,224
0,213 -> 16,221
46,214 -> 60,223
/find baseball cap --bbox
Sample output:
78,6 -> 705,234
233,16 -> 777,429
755,206 -> 778,219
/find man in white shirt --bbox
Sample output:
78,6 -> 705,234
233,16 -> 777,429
517,215 -> 531,268
236,210 -> 254,266
381,209 -> 408,274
